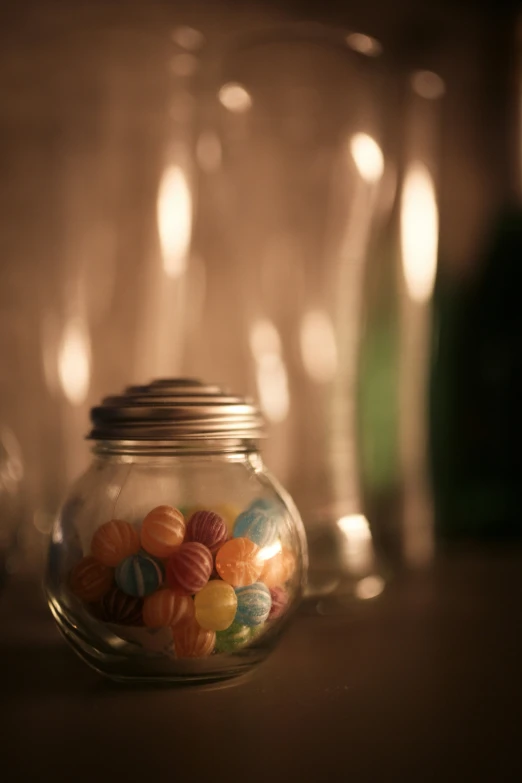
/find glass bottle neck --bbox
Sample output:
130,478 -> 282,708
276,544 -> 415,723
91,439 -> 262,461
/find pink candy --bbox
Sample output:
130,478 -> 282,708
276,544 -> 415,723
185,510 -> 228,554
166,542 -> 213,596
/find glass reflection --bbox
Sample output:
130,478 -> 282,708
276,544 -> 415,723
58,319 -> 91,406
157,164 -> 192,279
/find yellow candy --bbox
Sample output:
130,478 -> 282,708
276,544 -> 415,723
194,581 -> 238,631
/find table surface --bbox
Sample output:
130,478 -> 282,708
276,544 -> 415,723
2,547 -> 522,783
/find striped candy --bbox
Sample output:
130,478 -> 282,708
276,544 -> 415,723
91,519 -> 140,567
69,556 -> 113,603
233,503 -> 279,548
99,587 -> 143,626
215,622 -> 251,654
194,580 -> 237,631
140,505 -> 186,559
215,537 -> 263,587
172,620 -> 215,658
166,542 -> 213,595
142,588 -> 194,628
185,510 -> 228,554
268,586 -> 289,620
235,582 -> 272,626
116,554 -> 164,597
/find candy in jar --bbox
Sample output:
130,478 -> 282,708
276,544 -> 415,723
215,622 -> 251,653
233,501 -> 279,547
99,587 -> 144,626
185,510 -> 228,554
91,519 -> 140,567
194,580 -> 237,631
142,588 -> 194,628
116,553 -> 164,597
235,582 -> 272,626
69,556 -> 113,603
140,505 -> 186,559
46,378 -> 307,684
172,620 -> 216,658
215,537 -> 263,587
166,542 -> 213,595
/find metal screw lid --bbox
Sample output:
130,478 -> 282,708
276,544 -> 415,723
88,378 -> 265,444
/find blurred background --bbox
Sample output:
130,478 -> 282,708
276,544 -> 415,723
1,0 -> 521,593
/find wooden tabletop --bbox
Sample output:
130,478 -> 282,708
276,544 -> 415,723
2,547 -> 521,782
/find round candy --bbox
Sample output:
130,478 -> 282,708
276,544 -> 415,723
260,546 -> 295,587
172,620 -> 215,658
235,582 -> 272,626
185,510 -> 228,554
268,586 -> 289,619
194,581 -> 237,631
91,519 -> 140,567
69,556 -> 113,603
186,503 -> 239,535
215,622 -> 251,653
140,505 -> 186,559
166,542 -> 213,595
143,588 -> 194,628
116,554 -> 164,597
215,537 -> 262,587
99,587 -> 143,626
233,503 -> 279,548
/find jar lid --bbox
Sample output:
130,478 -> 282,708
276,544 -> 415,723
88,378 -> 265,444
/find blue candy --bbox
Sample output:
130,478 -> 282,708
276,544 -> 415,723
116,553 -> 164,597
233,499 -> 280,547
235,582 -> 272,626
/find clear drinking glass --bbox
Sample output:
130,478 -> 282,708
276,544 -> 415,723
183,25 -> 399,602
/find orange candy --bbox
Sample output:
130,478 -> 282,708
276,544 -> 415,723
142,588 -> 194,628
69,556 -> 113,602
91,519 -> 140,567
140,505 -> 186,558
261,546 -> 296,587
215,537 -> 263,587
172,619 -> 215,658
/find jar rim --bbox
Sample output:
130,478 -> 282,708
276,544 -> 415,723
88,378 -> 265,446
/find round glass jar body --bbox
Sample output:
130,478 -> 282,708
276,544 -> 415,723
46,442 -> 307,684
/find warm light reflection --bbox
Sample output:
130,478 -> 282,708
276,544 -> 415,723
411,71 -> 446,100
157,165 -> 192,279
250,319 -> 289,423
355,575 -> 385,600
218,82 -> 253,113
337,514 -> 371,539
401,162 -> 438,303
346,32 -> 382,57
249,318 -> 281,361
169,53 -> 199,77
300,310 -> 338,383
58,319 -> 91,405
337,514 -> 373,572
350,133 -> 384,183
196,131 -> 222,172
255,356 -> 289,423
257,540 -> 283,562
171,26 -> 205,51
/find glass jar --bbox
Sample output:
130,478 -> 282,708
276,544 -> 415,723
46,379 -> 307,684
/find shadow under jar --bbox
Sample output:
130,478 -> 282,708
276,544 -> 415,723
46,379 -> 307,684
